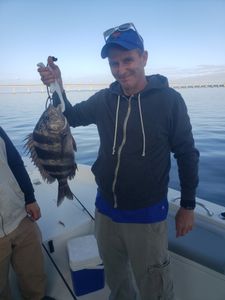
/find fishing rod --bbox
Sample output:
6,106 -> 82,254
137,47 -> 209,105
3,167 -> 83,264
42,242 -> 78,300
72,193 -> 95,221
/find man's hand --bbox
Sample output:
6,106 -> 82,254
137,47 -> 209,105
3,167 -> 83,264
37,56 -> 64,92
175,207 -> 194,237
26,202 -> 41,221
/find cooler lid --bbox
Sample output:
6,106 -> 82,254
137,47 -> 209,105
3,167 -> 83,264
67,235 -> 102,271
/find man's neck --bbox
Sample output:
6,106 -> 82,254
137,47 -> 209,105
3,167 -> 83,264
123,78 -> 147,96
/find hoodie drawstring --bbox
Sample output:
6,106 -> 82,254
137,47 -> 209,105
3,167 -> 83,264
112,95 -> 120,155
111,94 -> 146,208
138,93 -> 146,157
112,94 -> 146,157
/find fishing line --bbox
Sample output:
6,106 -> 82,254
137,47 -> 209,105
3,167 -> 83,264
72,192 -> 95,220
45,87 -> 52,110
41,192 -> 94,300
45,56 -> 58,109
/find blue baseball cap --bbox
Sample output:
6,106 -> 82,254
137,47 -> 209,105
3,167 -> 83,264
101,29 -> 144,59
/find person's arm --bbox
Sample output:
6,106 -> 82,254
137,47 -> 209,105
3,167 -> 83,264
0,128 -> 41,220
38,56 -> 64,92
25,202 -> 41,221
169,93 -> 199,208
175,207 -> 194,237
52,89 -> 100,128
38,56 -> 99,128
169,93 -> 199,237
0,127 -> 36,204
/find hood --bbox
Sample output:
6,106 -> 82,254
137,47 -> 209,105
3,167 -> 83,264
109,74 -> 169,95
109,73 -> 169,172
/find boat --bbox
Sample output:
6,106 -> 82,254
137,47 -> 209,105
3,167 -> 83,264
10,159 -> 225,300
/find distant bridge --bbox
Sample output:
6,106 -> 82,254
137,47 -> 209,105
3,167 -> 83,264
171,83 -> 225,89
0,83 -> 224,94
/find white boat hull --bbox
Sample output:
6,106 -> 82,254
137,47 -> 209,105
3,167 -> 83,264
10,161 -> 225,300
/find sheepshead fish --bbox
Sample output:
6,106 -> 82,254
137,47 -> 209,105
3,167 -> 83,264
25,103 -> 77,206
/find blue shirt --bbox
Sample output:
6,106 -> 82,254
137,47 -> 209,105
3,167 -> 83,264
95,191 -> 168,223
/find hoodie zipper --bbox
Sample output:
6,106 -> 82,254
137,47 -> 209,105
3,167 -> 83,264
112,96 -> 132,208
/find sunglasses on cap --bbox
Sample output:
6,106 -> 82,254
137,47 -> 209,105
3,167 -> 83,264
103,22 -> 143,43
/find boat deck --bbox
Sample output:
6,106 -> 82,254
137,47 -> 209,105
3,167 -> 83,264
10,160 -> 225,300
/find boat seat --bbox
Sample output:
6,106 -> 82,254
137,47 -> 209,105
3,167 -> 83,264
168,215 -> 225,274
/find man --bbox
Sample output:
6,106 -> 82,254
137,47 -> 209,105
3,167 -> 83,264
38,23 -> 199,300
0,127 -> 53,300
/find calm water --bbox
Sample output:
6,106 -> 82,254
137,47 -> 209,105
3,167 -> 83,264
0,88 -> 224,207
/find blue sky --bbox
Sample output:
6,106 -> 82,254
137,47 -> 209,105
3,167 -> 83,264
1,0 -> 225,84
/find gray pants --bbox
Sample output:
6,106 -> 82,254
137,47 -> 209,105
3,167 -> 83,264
95,209 -> 175,300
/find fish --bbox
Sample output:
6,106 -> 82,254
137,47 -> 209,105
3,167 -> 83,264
25,102 -> 77,206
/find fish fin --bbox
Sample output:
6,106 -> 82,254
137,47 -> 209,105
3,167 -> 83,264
24,133 -> 56,183
23,133 -> 33,154
57,180 -> 74,206
68,163 -> 77,180
72,137 -> 77,152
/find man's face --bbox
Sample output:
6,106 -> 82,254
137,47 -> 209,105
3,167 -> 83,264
108,47 -> 148,95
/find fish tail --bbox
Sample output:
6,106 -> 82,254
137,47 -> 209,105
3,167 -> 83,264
57,180 -> 74,206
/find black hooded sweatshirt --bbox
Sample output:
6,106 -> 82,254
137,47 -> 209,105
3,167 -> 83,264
53,74 -> 199,210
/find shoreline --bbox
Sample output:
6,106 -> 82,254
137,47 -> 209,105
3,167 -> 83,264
0,83 -> 225,94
